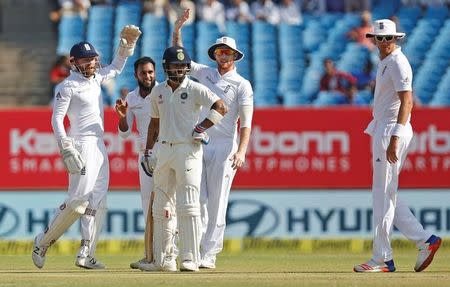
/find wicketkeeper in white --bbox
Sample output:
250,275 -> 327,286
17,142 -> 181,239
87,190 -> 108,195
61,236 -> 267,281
32,25 -> 141,269
354,19 -> 441,273
139,45 -> 227,272
114,56 -> 177,269
173,9 -> 253,269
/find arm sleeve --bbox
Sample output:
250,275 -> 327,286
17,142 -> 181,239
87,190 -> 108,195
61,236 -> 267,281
149,88 -> 160,119
238,80 -> 254,128
51,85 -> 72,141
190,61 -> 210,80
391,57 -> 413,92
99,53 -> 127,82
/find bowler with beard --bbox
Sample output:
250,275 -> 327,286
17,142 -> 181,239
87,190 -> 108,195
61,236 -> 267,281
114,57 -> 177,269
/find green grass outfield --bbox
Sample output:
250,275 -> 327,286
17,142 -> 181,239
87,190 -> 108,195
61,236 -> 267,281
0,249 -> 449,287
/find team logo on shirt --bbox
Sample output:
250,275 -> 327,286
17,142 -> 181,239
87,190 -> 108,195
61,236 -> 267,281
402,77 -> 410,85
56,92 -> 61,100
224,85 -> 231,93
381,66 -> 387,76
180,92 -> 188,99
158,94 -> 163,104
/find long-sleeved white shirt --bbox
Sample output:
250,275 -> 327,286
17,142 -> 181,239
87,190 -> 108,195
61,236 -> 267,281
52,55 -> 127,140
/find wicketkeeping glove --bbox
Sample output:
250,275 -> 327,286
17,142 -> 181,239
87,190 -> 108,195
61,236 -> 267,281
118,25 -> 142,57
59,138 -> 85,174
140,149 -> 157,177
192,125 -> 210,145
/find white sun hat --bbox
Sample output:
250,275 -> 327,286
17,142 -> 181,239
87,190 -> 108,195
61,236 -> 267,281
366,19 -> 405,38
207,36 -> 244,62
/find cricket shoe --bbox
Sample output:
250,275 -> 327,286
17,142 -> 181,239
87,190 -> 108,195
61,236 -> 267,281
199,257 -> 216,269
353,259 -> 396,272
130,257 -> 149,269
32,234 -> 47,269
139,258 -> 177,272
76,256 -> 106,269
180,260 -> 199,272
414,235 -> 442,272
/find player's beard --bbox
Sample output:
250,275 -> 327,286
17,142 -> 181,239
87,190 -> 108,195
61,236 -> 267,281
138,79 -> 155,94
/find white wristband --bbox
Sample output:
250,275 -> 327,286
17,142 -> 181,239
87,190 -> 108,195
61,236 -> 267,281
207,109 -> 224,125
391,123 -> 405,137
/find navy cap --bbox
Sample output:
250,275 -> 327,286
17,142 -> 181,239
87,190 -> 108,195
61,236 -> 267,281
70,41 -> 99,59
162,46 -> 191,65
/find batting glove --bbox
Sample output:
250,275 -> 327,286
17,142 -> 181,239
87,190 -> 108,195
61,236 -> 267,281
192,125 -> 210,145
59,138 -> 85,174
140,149 -> 157,177
118,25 -> 142,57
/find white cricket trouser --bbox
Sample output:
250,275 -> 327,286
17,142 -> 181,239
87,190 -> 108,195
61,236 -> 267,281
200,137 -> 237,260
370,123 -> 431,262
153,142 -> 203,265
69,137 -> 109,257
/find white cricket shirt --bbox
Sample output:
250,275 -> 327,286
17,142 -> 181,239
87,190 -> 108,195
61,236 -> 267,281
190,62 -> 253,140
119,87 -> 154,151
365,47 -> 412,136
52,56 -> 127,140
150,77 -> 219,143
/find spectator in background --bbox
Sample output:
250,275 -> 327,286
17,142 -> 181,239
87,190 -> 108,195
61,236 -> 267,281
345,0 -> 370,12
49,55 -> 71,103
251,0 -> 280,25
301,0 -> 326,14
347,11 -> 375,51
168,0 -> 196,25
279,0 -> 302,25
198,0 -> 226,32
58,0 -> 91,19
320,58 -> 357,102
226,0 -> 253,23
143,0 -> 170,17
352,59 -> 376,92
50,55 -> 71,88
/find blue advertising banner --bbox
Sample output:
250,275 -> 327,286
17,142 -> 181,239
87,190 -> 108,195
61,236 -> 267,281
0,190 -> 449,239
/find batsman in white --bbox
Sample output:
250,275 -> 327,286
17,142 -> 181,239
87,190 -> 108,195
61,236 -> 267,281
353,19 -> 441,273
139,45 -> 227,272
173,9 -> 253,269
114,56 -> 177,269
32,25 -> 142,269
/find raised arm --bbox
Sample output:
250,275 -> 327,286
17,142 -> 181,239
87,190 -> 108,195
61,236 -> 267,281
172,9 -> 190,47
101,25 -> 142,81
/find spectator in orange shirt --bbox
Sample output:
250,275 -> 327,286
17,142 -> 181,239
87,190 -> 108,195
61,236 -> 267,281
347,10 -> 375,51
49,55 -> 71,100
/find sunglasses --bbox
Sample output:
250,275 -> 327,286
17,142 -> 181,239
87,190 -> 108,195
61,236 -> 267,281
214,49 -> 235,56
375,35 -> 394,42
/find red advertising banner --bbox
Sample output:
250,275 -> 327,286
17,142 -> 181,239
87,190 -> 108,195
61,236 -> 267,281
0,107 -> 449,189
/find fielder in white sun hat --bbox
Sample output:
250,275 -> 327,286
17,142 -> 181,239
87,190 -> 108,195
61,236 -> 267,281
207,36 -> 244,62
366,19 -> 405,39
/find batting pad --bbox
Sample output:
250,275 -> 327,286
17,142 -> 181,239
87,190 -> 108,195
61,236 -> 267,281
88,199 -> 107,257
40,199 -> 89,247
178,215 -> 202,264
152,194 -> 176,266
